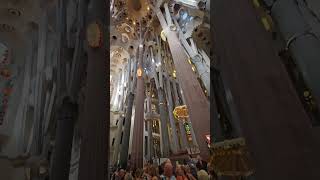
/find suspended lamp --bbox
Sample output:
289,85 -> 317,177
137,67 -> 143,77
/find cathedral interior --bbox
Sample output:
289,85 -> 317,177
109,0 -> 210,169
0,0 -> 320,180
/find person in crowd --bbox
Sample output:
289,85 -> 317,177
175,165 -> 188,180
158,164 -> 164,176
112,168 -> 126,180
165,159 -> 172,165
184,165 -> 197,180
149,164 -> 160,180
189,163 -> 198,179
124,172 -> 133,180
118,169 -> 126,180
134,168 -> 144,180
196,155 -> 207,171
111,169 -> 117,180
197,169 -> 209,180
207,162 -> 217,180
184,156 -> 197,179
143,164 -> 151,180
124,166 -> 133,180
160,162 -> 176,180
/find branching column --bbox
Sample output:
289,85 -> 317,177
112,116 -> 124,165
164,76 -> 179,153
146,95 -> 154,161
172,80 -> 188,150
150,46 -> 171,157
119,57 -> 136,168
154,6 -> 210,159
50,98 -> 77,180
174,19 -> 210,96
130,45 -> 145,168
78,0 -> 108,179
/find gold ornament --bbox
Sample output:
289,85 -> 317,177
173,105 -> 189,119
210,138 -> 254,177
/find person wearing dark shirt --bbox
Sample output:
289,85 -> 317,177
195,155 -> 207,172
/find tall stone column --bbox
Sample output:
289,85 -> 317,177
78,0 -> 108,179
153,72 -> 170,156
50,98 -> 77,180
173,18 -> 210,96
147,120 -> 154,161
150,46 -> 170,156
119,92 -> 135,168
118,69 -> 126,111
172,80 -> 188,150
112,74 -> 122,110
130,45 -> 145,168
210,69 -> 224,142
32,8 -> 48,154
146,95 -> 154,161
119,57 -> 136,168
164,77 -> 179,153
154,6 -> 210,159
112,116 -> 124,166
114,71 -> 123,111
110,76 -> 119,108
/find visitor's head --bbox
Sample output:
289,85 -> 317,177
119,169 -> 126,178
175,164 -> 184,176
165,158 -> 171,164
163,162 -> 173,177
197,169 -> 209,180
184,165 -> 191,173
149,165 -> 159,177
134,168 -> 144,179
124,172 -> 133,180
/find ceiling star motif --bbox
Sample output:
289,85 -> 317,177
126,0 -> 150,22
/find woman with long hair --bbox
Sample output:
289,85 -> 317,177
148,165 -> 160,180
175,165 -> 188,180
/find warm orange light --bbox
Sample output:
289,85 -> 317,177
137,68 -> 142,77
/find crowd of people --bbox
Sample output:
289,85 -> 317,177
111,155 -> 216,180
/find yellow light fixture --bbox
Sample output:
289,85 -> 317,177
173,105 -> 189,119
188,58 -> 192,64
137,68 -> 142,77
172,70 -> 176,78
133,21 -> 136,25
147,6 -> 150,11
192,66 -> 195,72
160,30 -> 167,41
